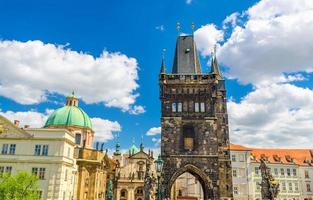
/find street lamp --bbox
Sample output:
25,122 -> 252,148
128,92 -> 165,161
154,155 -> 164,200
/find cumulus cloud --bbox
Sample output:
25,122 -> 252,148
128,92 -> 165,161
146,127 -> 161,136
128,105 -> 146,115
91,118 -> 121,142
194,24 -> 224,57
186,0 -> 192,5
0,40 -> 141,111
228,83 -> 313,148
0,110 -> 121,143
217,0 -> 313,85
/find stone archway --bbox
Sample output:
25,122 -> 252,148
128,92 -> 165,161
165,164 -> 214,200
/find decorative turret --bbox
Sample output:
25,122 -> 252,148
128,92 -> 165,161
210,45 -> 223,79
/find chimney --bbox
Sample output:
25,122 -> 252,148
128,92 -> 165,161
24,125 -> 30,129
14,120 -> 20,127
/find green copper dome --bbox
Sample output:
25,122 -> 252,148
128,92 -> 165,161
129,144 -> 139,154
45,106 -> 92,129
44,93 -> 92,129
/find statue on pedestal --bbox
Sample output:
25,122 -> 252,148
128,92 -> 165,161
106,178 -> 114,200
144,162 -> 155,200
260,158 -> 280,200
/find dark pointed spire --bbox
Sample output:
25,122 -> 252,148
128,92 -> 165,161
140,135 -> 144,151
172,35 -> 201,74
210,45 -> 223,79
160,49 -> 166,74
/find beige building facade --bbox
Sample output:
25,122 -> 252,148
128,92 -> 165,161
0,115 -> 77,200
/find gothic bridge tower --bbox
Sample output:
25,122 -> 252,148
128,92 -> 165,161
159,35 -> 233,200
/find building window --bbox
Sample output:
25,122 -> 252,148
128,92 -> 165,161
292,168 -> 297,176
194,102 -> 199,112
233,186 -> 238,195
38,191 -> 43,199
5,166 -> 12,175
239,155 -> 244,162
42,145 -> 49,156
1,144 -> 9,154
255,167 -> 259,175
231,155 -> 236,162
232,169 -> 237,177
177,103 -> 182,112
274,168 -> 278,176
305,170 -> 309,178
0,166 -> 4,177
34,145 -> 41,156
280,168 -> 285,176
307,183 -> 311,192
295,183 -> 299,191
287,168 -> 291,176
9,144 -> 16,155
32,167 -> 38,176
288,182 -> 293,191
183,125 -> 195,151
172,103 -> 177,112
282,182 -> 286,191
39,168 -> 46,180
75,134 -> 82,145
200,102 -> 205,112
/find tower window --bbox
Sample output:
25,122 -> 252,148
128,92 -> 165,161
172,103 -> 177,112
177,103 -> 182,112
194,102 -> 199,112
200,102 -> 205,112
75,134 -> 82,145
183,125 -> 195,151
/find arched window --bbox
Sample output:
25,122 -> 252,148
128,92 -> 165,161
75,133 -> 81,145
120,189 -> 128,200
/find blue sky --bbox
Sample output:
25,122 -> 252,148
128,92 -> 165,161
1,0 -> 313,150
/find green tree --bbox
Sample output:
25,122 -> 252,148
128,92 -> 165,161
0,171 -> 40,200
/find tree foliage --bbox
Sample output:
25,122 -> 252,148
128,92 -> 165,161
0,171 -> 40,200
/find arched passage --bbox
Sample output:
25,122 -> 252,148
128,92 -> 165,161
167,164 -> 214,200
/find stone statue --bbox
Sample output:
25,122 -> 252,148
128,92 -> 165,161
105,178 -> 114,200
260,158 -> 280,200
144,162 -> 155,200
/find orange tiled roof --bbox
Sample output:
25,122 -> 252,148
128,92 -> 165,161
230,144 -> 313,166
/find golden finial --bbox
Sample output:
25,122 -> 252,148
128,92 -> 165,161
176,22 -> 181,34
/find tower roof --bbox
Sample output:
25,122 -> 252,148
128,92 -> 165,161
172,35 -> 201,74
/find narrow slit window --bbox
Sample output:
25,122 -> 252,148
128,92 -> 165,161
194,102 -> 199,112
172,103 -> 177,112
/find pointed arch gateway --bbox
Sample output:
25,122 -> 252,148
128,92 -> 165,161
166,164 -> 215,200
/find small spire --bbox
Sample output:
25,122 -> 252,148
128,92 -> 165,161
113,133 -> 121,156
160,49 -> 166,74
191,22 -> 195,35
140,134 -> 144,152
210,44 -> 222,78
176,22 -> 181,35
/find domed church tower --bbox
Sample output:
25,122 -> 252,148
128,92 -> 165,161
44,92 -> 94,148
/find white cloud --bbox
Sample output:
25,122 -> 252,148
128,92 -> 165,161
186,0 -> 192,5
128,105 -> 146,115
228,83 -> 313,148
146,127 -> 161,136
91,118 -> 121,142
217,0 -> 313,85
223,12 -> 240,29
0,109 -> 121,143
152,137 -> 161,146
0,40 -> 141,111
194,24 -> 224,57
